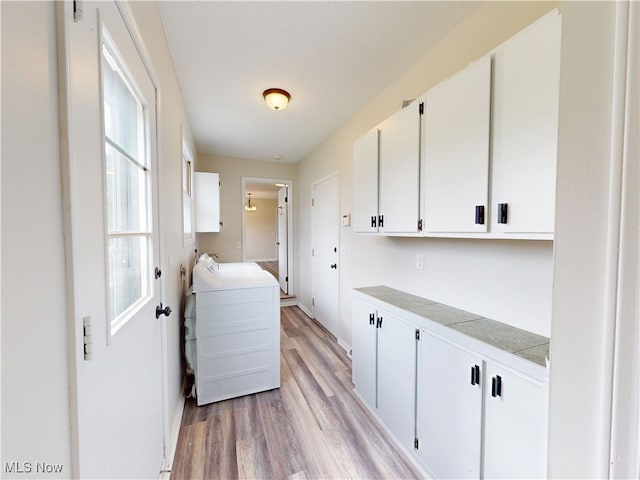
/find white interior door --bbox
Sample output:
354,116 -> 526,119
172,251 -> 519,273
59,2 -> 165,477
277,186 -> 289,294
311,174 -> 340,336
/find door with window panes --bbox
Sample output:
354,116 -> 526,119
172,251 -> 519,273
58,2 -> 166,477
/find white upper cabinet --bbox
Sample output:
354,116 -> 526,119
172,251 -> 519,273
352,9 -> 560,240
194,172 -> 220,232
491,10 -> 561,235
423,56 -> 492,233
352,127 -> 380,233
378,100 -> 422,235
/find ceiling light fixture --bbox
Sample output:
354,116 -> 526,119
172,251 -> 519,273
263,88 -> 290,111
245,193 -> 257,212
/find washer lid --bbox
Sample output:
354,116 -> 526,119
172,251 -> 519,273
192,262 -> 277,292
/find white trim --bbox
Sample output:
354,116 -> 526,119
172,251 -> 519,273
241,176 -> 295,297
114,1 -> 160,88
609,1 -> 640,477
160,393 -> 185,477
297,302 -> 314,319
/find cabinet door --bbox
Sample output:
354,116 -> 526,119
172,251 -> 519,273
491,10 -> 561,235
353,127 -> 380,233
378,102 -> 421,234
194,172 -> 220,232
423,56 -> 491,233
377,310 -> 417,447
351,297 -> 378,408
483,363 -> 548,479
417,333 -> 483,478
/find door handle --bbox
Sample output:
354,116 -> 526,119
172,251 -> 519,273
156,303 -> 172,319
330,263 -> 337,269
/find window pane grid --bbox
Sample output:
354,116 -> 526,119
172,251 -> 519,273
103,41 -> 152,329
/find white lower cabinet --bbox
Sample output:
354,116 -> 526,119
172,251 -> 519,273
377,310 -> 417,447
417,333 -> 483,479
352,291 -> 549,479
482,363 -> 548,479
352,296 -> 417,447
351,296 -> 378,407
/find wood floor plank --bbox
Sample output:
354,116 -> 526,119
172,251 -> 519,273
170,305 -> 424,480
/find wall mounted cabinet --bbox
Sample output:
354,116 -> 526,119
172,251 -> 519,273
490,9 -> 561,236
353,9 -> 560,240
377,100 -> 423,235
423,55 -> 492,234
194,172 -> 220,232
352,127 -> 380,233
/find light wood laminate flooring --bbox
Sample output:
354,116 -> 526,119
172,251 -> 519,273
170,306 -> 422,479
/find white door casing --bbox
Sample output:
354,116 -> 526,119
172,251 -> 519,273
57,2 -> 165,477
311,174 -> 340,336
277,186 -> 289,294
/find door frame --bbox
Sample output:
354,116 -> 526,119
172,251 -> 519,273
57,1 -> 170,475
241,176 -> 294,296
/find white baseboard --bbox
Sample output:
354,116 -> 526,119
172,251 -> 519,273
159,392 -> 185,479
296,302 -> 313,319
337,337 -> 352,358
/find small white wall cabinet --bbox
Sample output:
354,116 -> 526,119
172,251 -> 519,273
423,55 -> 492,234
352,127 -> 380,233
194,172 -> 220,232
377,100 -> 423,235
417,333 -> 483,478
491,9 -> 561,235
351,296 -> 417,447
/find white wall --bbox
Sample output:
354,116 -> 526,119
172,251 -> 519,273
196,153 -> 297,262
245,198 -> 278,261
296,1 -> 558,346
1,1 -> 198,475
1,2 -> 72,476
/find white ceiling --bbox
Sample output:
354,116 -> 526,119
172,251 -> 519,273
158,1 -> 479,163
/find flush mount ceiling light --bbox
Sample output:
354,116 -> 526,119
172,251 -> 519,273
263,88 -> 290,111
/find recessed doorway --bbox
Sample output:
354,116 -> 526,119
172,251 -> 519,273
242,177 -> 294,299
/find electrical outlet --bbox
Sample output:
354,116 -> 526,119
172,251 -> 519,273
415,253 -> 424,270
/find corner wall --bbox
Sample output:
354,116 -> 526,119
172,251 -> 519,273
296,1 -> 558,346
1,2 -> 72,476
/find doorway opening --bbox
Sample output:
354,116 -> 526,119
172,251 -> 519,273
242,177 -> 294,300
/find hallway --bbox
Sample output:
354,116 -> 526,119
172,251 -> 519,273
170,306 -> 421,479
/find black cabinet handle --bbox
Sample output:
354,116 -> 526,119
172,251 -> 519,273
491,375 -> 502,398
376,316 -> 383,329
378,215 -> 384,228
369,313 -> 375,326
498,203 -> 508,224
475,205 -> 485,225
471,365 -> 481,385
371,216 -> 377,228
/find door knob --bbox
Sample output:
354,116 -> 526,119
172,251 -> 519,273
156,303 -> 172,319
330,263 -> 337,269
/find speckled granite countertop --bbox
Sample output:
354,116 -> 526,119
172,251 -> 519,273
355,285 -> 550,367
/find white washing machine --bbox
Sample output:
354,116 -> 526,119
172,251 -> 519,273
190,258 -> 280,405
